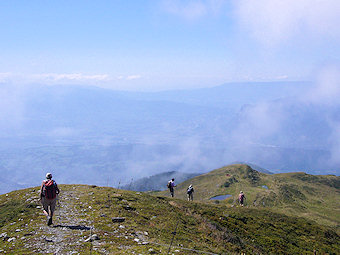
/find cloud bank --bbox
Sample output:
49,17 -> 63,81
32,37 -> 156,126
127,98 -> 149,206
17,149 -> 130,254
305,66 -> 340,105
234,0 -> 340,46
226,65 -> 340,172
32,73 -> 110,82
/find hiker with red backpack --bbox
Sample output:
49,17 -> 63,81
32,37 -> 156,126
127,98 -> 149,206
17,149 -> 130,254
238,191 -> 246,207
40,173 -> 60,226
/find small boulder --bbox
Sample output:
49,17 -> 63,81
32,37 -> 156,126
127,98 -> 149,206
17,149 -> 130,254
112,217 -> 125,223
149,248 -> 157,254
0,233 -> 8,241
7,237 -> 16,242
85,234 -> 100,242
45,237 -> 53,243
123,205 -> 136,211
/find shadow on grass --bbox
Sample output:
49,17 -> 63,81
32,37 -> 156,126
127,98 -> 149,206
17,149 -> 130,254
53,224 -> 91,230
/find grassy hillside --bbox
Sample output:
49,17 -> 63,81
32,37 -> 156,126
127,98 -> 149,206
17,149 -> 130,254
0,184 -> 339,254
156,164 -> 340,228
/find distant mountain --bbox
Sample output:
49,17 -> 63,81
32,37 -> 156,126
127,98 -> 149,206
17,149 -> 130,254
156,164 -> 340,228
132,81 -> 311,109
0,81 -> 313,142
121,171 -> 201,191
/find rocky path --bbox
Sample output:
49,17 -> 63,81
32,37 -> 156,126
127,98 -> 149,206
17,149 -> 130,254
1,186 -> 154,254
27,188 -> 93,254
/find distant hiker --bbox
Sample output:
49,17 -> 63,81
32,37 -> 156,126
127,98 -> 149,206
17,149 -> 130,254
238,191 -> 246,207
40,172 -> 60,226
187,184 -> 194,201
167,178 -> 176,197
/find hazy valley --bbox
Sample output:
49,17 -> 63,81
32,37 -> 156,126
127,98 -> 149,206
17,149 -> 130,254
1,81 -> 339,194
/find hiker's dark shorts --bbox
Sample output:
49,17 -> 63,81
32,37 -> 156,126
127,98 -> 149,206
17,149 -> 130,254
41,197 -> 57,214
187,192 -> 193,201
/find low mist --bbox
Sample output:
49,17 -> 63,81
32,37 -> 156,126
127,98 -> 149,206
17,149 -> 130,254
1,67 -> 340,194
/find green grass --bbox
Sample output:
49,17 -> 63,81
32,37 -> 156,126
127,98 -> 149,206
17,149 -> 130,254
0,176 -> 339,254
155,164 -> 340,229
77,185 -> 339,254
0,188 -> 41,254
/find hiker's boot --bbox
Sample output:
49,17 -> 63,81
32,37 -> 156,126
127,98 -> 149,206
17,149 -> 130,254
47,217 -> 53,226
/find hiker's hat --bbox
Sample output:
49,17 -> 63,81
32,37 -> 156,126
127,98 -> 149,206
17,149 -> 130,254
46,173 -> 52,179
240,191 -> 243,193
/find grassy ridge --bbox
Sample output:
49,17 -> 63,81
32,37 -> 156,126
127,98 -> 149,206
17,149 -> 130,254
0,184 -> 339,254
156,164 -> 340,229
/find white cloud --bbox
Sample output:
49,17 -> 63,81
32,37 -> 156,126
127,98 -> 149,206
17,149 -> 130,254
304,65 -> 340,105
0,72 -> 146,91
230,102 -> 286,146
327,120 -> 340,165
0,72 -> 110,85
0,72 -> 12,83
116,75 -> 142,81
234,0 -> 340,46
276,75 -> 288,80
126,75 -> 142,80
31,73 -> 110,82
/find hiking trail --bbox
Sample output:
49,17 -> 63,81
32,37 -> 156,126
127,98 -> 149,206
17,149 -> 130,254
25,188 -> 94,254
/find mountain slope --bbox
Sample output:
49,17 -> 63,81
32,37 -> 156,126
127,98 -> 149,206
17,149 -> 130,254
156,164 -> 340,228
1,185 -> 339,254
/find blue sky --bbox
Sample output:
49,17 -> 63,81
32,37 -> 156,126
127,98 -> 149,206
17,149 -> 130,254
0,0 -> 340,91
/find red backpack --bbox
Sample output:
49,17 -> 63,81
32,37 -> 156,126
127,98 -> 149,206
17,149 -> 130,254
43,180 -> 57,199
